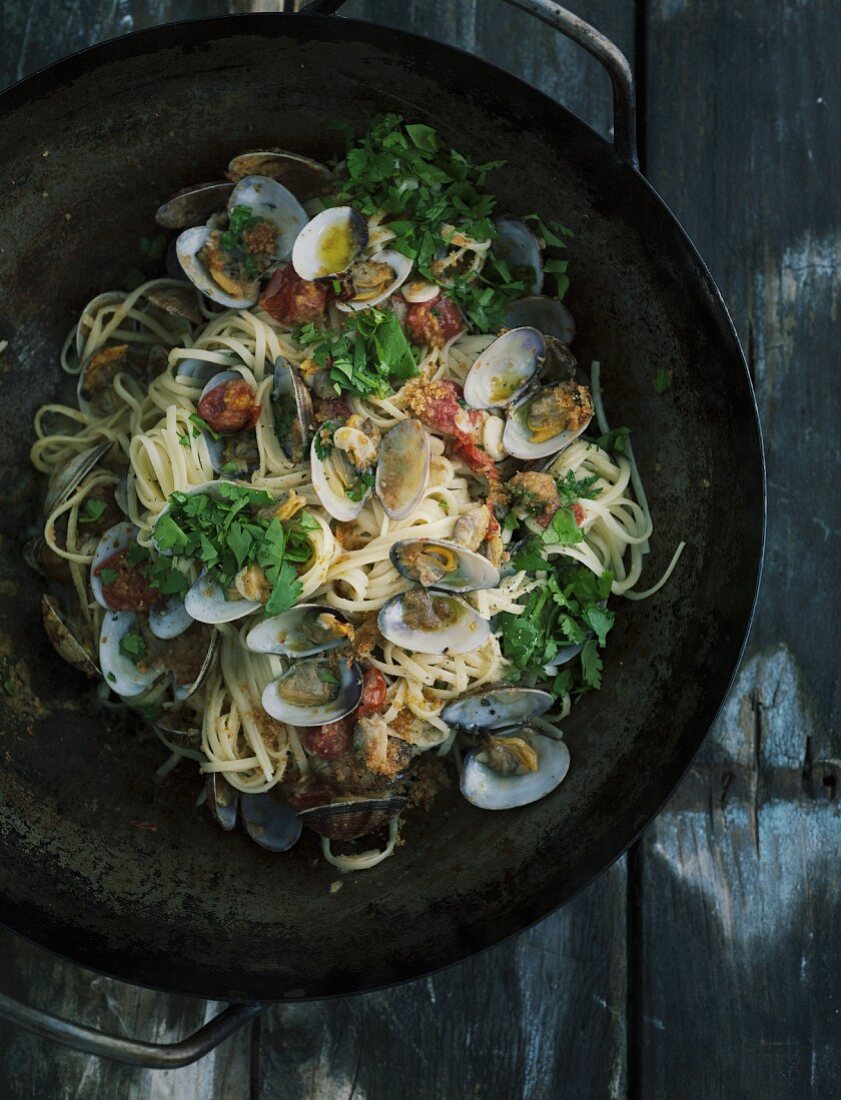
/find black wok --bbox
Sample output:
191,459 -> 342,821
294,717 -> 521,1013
0,0 -> 763,1048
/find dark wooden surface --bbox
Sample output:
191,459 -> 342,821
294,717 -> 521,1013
0,1 -> 837,1096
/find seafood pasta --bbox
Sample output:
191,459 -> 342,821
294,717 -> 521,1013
30,117 -> 682,871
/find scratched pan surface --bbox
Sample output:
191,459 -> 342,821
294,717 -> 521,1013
0,14 -> 763,1000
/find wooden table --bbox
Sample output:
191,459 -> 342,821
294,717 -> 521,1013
0,1 -> 837,1096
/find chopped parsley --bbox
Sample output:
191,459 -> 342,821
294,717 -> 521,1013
594,426 -> 631,455
119,631 -> 146,661
498,563 -> 614,694
297,307 -> 418,399
220,204 -> 265,278
189,413 -> 220,441
345,469 -> 375,502
98,567 -> 119,585
653,368 -> 673,393
329,114 -> 572,330
178,433 -> 191,447
153,483 -> 317,618
79,499 -> 107,524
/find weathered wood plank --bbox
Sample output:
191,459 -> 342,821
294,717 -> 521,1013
0,927 -> 252,1099
640,0 -> 841,1094
261,862 -> 628,1100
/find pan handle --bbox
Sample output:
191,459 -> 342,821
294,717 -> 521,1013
299,0 -> 638,167
0,990 -> 262,1069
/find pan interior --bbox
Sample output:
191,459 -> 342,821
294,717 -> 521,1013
0,15 -> 762,1000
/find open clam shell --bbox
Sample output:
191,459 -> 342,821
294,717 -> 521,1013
206,773 -> 239,832
184,571 -> 262,624
291,206 -> 368,281
148,596 -> 193,640
504,296 -> 576,344
41,595 -> 99,677
155,181 -> 234,229
462,327 -> 545,410
246,604 -> 352,658
196,370 -> 253,473
240,789 -> 303,852
44,441 -> 111,516
441,686 -> 553,731
143,283 -> 203,325
375,419 -> 430,521
390,538 -> 500,593
261,656 -> 363,727
173,357 -> 220,386
99,610 -> 162,698
460,728 -> 571,810
228,175 -> 308,263
493,215 -> 543,296
502,381 -> 594,460
172,626 -> 220,701
272,356 -> 314,459
378,590 -> 490,656
90,521 -> 137,610
176,225 -> 258,309
298,796 -> 407,841
336,249 -> 413,312
227,149 -> 332,201
75,292 -> 126,360
155,705 -> 202,751
311,435 -> 372,523
77,343 -> 146,418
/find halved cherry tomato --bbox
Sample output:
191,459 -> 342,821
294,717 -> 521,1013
197,379 -> 261,434
259,264 -> 328,325
404,294 -> 464,348
357,667 -> 388,718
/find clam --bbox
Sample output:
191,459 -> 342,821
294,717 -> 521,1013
44,441 -> 111,515
184,571 -> 262,624
261,655 -> 363,727
227,149 -> 333,201
310,426 -> 375,523
206,772 -> 239,832
504,296 -> 576,345
441,686 -> 553,731
390,539 -> 500,593
75,291 -> 126,360
196,370 -> 259,474
98,610 -> 162,698
493,215 -> 543,296
174,357 -> 220,385
143,283 -> 203,325
272,356 -> 313,460
246,603 -> 353,658
41,595 -> 99,677
460,728 -> 571,809
176,176 -> 307,307
375,419 -> 430,521
462,327 -> 545,410
502,381 -> 594,460
291,206 -> 368,281
25,536 -> 72,585
336,249 -> 413,312
378,590 -> 490,656
148,596 -> 193,640
77,344 -> 146,417
298,796 -> 407,841
401,279 -> 440,304
228,175 -> 308,263
90,521 -> 136,610
155,181 -> 234,229
240,789 -> 303,852
171,627 -> 220,701
155,705 -> 202,751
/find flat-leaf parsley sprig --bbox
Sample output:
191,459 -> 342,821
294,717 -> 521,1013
151,483 -> 318,617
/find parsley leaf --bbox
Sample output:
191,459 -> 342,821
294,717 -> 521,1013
654,368 -> 673,393
580,639 -> 603,689
594,426 -> 631,455
119,631 -> 146,661
543,507 -> 583,546
98,568 -> 119,585
79,499 -> 107,524
189,413 -> 221,441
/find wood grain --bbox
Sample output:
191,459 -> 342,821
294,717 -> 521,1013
638,1 -> 841,1095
